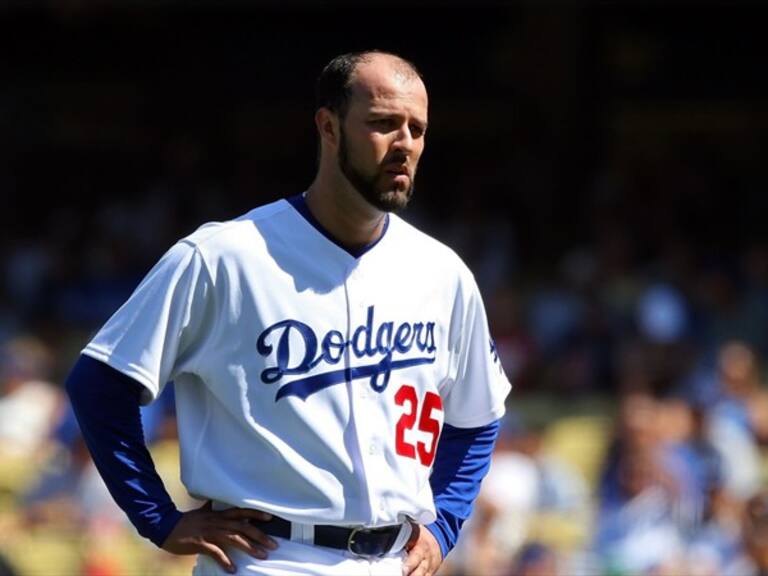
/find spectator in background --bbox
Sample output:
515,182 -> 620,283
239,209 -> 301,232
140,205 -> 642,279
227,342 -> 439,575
594,390 -> 687,575
708,341 -> 767,500
0,335 -> 63,457
594,443 -> 686,575
717,340 -> 768,443
656,389 -> 746,576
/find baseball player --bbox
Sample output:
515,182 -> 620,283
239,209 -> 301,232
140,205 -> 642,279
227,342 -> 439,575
65,50 -> 511,575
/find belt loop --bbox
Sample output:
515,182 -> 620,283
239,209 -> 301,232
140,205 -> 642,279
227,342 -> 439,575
390,520 -> 417,553
290,521 -> 315,545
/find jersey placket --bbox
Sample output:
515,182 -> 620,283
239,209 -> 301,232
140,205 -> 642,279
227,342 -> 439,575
342,259 -> 387,525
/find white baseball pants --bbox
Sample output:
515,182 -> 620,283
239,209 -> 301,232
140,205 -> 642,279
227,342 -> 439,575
192,536 -> 407,576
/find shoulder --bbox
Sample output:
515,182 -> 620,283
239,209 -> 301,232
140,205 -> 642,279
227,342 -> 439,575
178,198 -> 295,262
185,199 -> 292,245
388,214 -> 476,286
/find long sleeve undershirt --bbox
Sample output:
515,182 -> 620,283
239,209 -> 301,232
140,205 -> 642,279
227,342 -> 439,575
66,354 -> 500,556
65,354 -> 182,547
426,419 -> 500,558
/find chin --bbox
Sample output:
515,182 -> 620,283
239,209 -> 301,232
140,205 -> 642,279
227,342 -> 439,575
372,188 -> 412,212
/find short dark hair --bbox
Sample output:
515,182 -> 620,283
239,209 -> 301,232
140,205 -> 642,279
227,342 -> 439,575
314,50 -> 421,118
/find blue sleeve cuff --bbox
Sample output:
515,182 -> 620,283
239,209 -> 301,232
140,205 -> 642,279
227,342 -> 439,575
152,507 -> 185,547
425,520 -> 451,559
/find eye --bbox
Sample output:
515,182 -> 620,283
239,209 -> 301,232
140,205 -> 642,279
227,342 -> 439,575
369,118 -> 397,131
409,123 -> 426,138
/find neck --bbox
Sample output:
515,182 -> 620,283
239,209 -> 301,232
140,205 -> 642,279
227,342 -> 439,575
305,173 -> 387,251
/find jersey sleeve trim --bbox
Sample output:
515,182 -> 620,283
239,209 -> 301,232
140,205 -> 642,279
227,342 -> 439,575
81,346 -> 161,405
443,401 -> 508,429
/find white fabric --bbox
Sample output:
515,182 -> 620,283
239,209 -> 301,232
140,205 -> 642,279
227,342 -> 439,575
83,198 -> 510,529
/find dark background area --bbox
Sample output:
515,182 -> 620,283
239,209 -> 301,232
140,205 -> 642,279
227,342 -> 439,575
3,1 -> 766,254
2,0 -> 768,393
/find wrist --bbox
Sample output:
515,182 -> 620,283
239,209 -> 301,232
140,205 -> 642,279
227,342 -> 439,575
425,522 -> 450,559
151,507 -> 184,548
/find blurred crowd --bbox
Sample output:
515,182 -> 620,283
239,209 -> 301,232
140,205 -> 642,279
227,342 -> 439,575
443,337 -> 768,575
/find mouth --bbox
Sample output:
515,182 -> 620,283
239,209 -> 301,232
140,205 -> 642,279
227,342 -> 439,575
384,165 -> 410,177
384,172 -> 410,186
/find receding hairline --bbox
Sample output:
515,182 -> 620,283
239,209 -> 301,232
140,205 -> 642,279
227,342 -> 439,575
350,51 -> 422,82
346,52 -> 427,108
314,50 -> 424,119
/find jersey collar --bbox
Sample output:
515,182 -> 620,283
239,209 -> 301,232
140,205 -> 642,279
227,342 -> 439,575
286,193 -> 390,259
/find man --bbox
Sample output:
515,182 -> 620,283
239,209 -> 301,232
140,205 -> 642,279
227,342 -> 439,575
66,50 -> 511,576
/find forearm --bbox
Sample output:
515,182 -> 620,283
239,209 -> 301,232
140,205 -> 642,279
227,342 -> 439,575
426,420 -> 501,558
65,354 -> 182,546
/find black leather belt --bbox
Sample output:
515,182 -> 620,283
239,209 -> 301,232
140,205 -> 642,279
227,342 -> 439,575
251,515 -> 415,558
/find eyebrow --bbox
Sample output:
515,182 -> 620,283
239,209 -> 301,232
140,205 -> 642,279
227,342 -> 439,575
367,111 -> 428,127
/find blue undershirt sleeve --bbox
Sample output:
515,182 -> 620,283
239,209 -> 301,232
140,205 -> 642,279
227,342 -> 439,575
425,419 -> 501,559
65,354 -> 183,547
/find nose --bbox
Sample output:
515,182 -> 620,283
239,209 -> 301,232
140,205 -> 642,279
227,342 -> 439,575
392,124 -> 415,155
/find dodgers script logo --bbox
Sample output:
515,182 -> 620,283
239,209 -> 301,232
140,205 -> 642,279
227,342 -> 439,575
256,305 -> 437,401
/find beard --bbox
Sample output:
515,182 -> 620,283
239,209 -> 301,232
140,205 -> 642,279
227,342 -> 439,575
338,125 -> 414,213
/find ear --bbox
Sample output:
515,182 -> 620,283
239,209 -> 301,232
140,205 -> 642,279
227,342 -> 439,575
315,107 -> 339,149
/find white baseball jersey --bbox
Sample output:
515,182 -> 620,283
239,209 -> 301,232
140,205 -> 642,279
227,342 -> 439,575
82,196 -> 511,528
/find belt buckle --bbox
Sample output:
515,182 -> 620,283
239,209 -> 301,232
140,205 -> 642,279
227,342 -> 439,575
347,526 -> 385,559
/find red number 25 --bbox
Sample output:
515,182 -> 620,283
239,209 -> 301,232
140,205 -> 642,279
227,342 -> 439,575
395,384 -> 443,467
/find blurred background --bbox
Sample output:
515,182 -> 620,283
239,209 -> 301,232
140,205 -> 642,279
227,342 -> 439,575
2,0 -> 768,574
